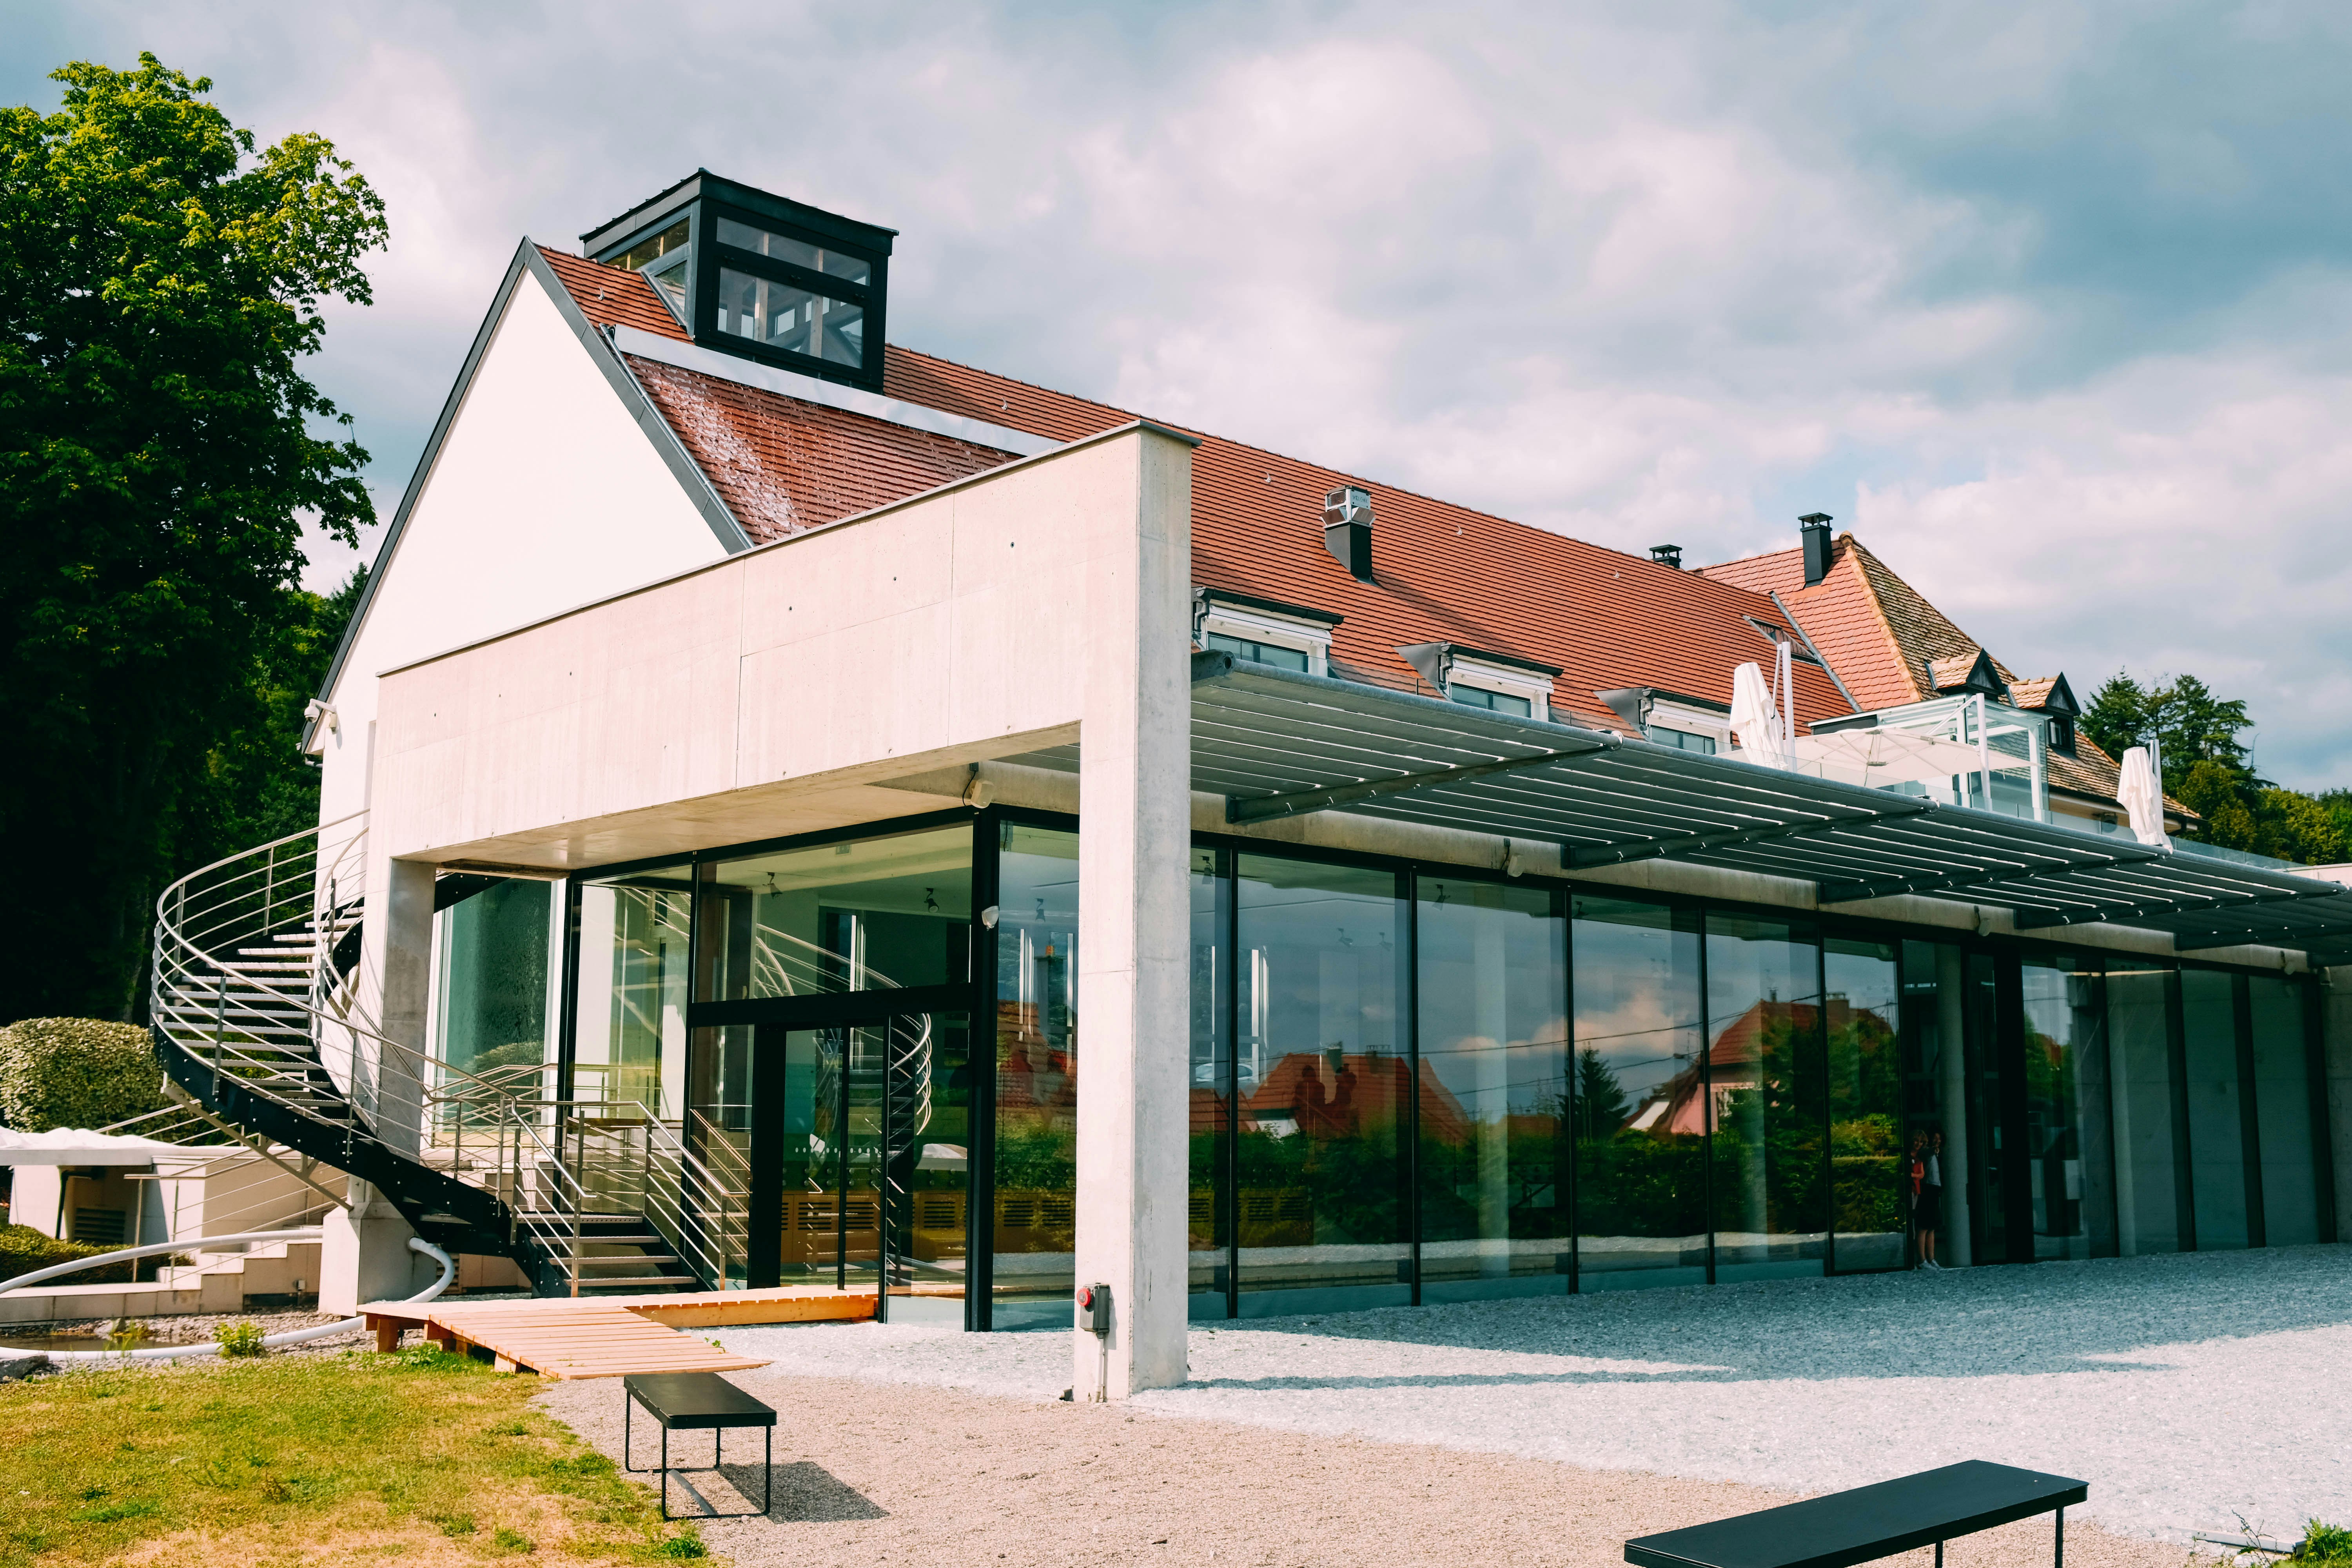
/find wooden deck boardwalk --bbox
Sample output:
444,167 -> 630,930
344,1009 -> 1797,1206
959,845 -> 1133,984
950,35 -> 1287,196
359,1286 -> 876,1379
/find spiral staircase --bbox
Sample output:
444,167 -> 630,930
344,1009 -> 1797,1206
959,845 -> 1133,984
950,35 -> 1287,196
148,815 -> 739,1296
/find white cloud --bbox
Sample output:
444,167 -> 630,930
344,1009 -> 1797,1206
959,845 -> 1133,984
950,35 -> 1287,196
12,0 -> 2352,784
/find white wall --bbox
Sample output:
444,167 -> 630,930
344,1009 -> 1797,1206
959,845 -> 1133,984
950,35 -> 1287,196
370,424 -> 1189,870
316,268 -> 733,831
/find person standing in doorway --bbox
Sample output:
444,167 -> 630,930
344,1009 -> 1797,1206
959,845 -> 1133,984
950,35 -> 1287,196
1918,1130 -> 1945,1270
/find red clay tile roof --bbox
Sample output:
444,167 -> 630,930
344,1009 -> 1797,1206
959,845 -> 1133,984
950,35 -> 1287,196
626,356 -> 1022,544
541,248 -> 690,341
1702,536 -> 2174,811
543,249 -> 1853,731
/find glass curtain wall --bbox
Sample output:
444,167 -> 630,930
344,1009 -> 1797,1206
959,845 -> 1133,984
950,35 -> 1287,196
1571,898 -> 1707,1289
573,863 -> 695,1118
1190,848 -> 1231,1317
2247,976 -> 2321,1247
697,826 -> 973,1301
2019,953 -> 2115,1259
2180,968 -> 2251,1249
1416,877 -> 1570,1302
1234,855 -> 1409,1312
2103,962 -> 2186,1256
1898,941 -> 1973,1268
994,825 -> 1081,1327
1824,938 -> 1904,1271
436,879 -> 553,1094
1705,915 -> 1827,1283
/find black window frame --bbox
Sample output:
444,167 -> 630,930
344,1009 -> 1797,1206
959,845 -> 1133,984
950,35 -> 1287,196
695,200 -> 888,390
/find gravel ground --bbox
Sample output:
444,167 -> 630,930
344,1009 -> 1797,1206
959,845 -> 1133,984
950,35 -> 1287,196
702,1244 -> 2352,1546
537,1374 -> 2194,1568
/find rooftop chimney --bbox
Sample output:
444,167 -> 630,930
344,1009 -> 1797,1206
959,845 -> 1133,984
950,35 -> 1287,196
1798,513 -> 1833,586
1324,486 -> 1374,581
1649,544 -> 1683,570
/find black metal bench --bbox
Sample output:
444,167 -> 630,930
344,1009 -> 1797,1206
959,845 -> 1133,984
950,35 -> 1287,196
622,1371 -> 777,1520
1626,1461 -> 2087,1568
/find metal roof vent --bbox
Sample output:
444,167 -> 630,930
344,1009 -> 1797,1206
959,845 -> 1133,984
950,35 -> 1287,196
1799,513 -> 1833,585
1323,486 -> 1374,581
1649,544 -> 1683,570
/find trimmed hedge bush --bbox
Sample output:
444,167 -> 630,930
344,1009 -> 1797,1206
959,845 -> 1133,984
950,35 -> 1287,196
0,1222 -> 134,1284
0,1017 -> 167,1133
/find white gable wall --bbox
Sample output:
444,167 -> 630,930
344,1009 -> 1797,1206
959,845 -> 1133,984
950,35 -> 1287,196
315,268 -> 733,828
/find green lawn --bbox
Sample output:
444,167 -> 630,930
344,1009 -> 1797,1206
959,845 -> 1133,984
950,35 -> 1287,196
0,1347 -> 715,1566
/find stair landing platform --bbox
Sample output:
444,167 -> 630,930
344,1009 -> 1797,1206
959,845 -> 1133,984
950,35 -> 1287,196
359,1286 -> 876,1379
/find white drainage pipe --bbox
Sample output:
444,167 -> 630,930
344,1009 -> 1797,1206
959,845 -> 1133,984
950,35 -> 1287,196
5,1231 -> 455,1363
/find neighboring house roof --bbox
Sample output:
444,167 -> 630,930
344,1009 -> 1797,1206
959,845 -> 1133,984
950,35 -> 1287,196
549,252 -> 1853,733
1701,534 -> 2182,815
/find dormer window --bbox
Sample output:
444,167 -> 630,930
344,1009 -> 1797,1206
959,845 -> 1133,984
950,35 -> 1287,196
1396,642 -> 1561,721
609,218 -> 690,322
1194,588 -> 1341,676
584,173 -> 895,392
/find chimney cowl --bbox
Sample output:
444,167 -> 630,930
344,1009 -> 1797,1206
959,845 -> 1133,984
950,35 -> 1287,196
1649,544 -> 1683,570
1798,513 -> 1833,586
1323,486 -> 1374,581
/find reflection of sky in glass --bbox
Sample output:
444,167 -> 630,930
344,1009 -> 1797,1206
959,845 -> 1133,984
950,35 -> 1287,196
1417,880 -> 1564,1119
1571,904 -> 1699,1112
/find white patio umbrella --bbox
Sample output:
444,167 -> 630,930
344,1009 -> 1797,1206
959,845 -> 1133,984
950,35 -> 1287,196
1730,662 -> 1794,769
2118,746 -> 2170,848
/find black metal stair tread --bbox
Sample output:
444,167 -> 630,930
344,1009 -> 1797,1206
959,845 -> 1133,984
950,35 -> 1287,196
572,1276 -> 698,1288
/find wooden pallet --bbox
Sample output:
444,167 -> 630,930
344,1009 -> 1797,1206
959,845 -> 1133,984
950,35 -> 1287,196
356,1287 -> 874,1379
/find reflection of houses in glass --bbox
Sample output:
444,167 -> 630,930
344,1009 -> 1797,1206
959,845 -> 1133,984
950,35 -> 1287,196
1240,1052 -> 1471,1145
1621,999 -> 1896,1135
994,999 -> 1074,1123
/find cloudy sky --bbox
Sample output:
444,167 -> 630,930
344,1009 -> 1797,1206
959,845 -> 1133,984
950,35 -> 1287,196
10,2 -> 2352,786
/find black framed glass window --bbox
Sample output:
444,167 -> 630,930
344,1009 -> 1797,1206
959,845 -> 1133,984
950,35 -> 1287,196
2247,974 -> 2321,1247
1203,632 -> 1309,672
1571,897 -> 1706,1289
1824,936 -> 1903,1272
1704,913 -> 1827,1284
715,267 -> 865,367
2180,967 -> 2251,1249
1451,685 -> 1533,716
2018,952 -> 2114,1259
714,216 -> 872,285
1416,876 -> 1570,1302
1234,854 -> 1409,1312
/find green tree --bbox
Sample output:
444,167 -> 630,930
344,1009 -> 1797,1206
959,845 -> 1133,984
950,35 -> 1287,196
2081,671 -> 2152,761
0,56 -> 386,1023
1572,1047 -> 1631,1141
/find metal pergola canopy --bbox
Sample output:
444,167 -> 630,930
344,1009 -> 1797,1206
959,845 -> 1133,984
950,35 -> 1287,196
1006,654 -> 2352,963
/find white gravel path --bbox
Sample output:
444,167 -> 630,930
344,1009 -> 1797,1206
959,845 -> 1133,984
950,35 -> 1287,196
714,1244 -> 2352,1546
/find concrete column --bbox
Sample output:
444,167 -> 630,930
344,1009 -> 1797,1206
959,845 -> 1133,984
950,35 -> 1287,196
1073,426 -> 1195,1398
376,857 -> 438,1159
1938,944 -> 1972,1267
319,1179 -> 426,1314
2325,968 -> 2352,1241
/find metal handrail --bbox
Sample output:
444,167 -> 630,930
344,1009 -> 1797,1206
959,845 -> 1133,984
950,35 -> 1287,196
150,816 -> 743,1295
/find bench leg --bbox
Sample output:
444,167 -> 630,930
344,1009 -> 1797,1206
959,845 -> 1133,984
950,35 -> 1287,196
2056,1506 -> 2064,1568
765,1425 -> 773,1517
1936,1543 -> 1943,1568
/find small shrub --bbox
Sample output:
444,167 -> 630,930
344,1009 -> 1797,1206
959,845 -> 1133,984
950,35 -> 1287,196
435,1512 -> 479,1537
491,1524 -> 533,1552
0,1018 -> 167,1133
105,1318 -> 149,1353
2294,1521 -> 2352,1564
653,1526 -> 710,1559
0,1223 -> 134,1285
213,1320 -> 269,1357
